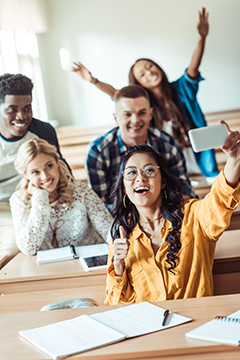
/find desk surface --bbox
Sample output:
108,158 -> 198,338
0,230 -> 240,295
0,252 -> 107,294
1,294 -> 240,360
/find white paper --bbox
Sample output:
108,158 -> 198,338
185,310 -> 240,346
92,301 -> 192,338
37,247 -> 74,264
37,243 -> 109,265
19,314 -> 125,360
75,243 -> 109,258
19,302 -> 192,359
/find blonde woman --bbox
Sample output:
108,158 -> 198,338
10,139 -> 112,255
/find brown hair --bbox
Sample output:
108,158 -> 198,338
14,138 -> 74,207
129,58 -> 190,148
114,84 -> 150,104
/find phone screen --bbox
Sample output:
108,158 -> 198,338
83,254 -> 108,268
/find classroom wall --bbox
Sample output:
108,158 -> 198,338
37,0 -> 240,126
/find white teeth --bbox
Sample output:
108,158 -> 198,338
14,123 -> 26,127
44,180 -> 53,186
135,187 -> 149,191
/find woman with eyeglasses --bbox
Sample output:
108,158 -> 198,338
104,121 -> 240,305
9,138 -> 113,255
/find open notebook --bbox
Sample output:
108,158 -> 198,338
19,301 -> 192,360
185,310 -> 240,346
37,243 -> 109,264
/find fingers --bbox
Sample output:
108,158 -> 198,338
220,121 -> 240,154
113,227 -> 129,261
220,120 -> 231,133
113,238 -> 129,261
119,225 -> 126,239
71,61 -> 84,72
223,131 -> 240,153
27,181 -> 36,195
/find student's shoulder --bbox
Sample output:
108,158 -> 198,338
28,118 -> 56,138
148,127 -> 175,143
87,127 -> 119,154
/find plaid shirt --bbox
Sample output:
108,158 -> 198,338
86,127 -> 196,210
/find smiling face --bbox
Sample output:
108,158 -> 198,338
133,60 -> 162,90
123,152 -> 163,211
25,153 -> 60,194
113,96 -> 153,147
0,95 -> 33,139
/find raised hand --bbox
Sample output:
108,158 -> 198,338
221,121 -> 240,187
221,121 -> 240,159
197,7 -> 209,39
113,225 -> 129,276
71,61 -> 94,82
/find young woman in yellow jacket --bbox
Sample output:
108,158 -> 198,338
105,121 -> 240,305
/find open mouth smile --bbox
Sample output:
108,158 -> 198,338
134,186 -> 150,195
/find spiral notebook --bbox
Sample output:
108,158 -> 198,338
185,310 -> 240,346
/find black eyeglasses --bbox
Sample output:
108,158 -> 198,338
122,164 -> 160,181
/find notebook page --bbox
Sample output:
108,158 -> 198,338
37,246 -> 74,264
19,314 -> 125,360
185,311 -> 240,346
92,301 -> 192,338
75,243 -> 109,258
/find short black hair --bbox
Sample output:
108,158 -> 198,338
0,74 -> 33,104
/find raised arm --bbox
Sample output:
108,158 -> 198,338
222,121 -> 240,187
72,61 -> 117,98
187,8 -> 209,78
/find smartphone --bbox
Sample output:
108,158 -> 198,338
188,124 -> 228,153
80,254 -> 108,271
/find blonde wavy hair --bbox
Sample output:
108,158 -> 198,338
14,138 -> 75,207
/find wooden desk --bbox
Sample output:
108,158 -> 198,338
1,294 -> 240,360
0,285 -> 106,314
214,229 -> 240,295
0,253 -> 107,294
1,230 -> 240,296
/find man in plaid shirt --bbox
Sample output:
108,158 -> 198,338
86,85 -> 196,211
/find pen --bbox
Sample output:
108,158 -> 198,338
162,309 -> 170,326
70,245 -> 78,259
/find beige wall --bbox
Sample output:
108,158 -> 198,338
38,0 -> 240,126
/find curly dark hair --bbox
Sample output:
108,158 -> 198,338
0,74 -> 33,104
129,59 -> 190,149
110,144 -> 184,273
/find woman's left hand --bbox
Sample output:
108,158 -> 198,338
221,121 -> 240,159
222,120 -> 240,187
197,7 -> 209,39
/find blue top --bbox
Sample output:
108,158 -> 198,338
171,70 -> 219,177
86,126 -> 197,211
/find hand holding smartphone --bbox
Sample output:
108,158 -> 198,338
189,123 -> 228,153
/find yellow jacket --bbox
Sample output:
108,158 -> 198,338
105,171 -> 240,305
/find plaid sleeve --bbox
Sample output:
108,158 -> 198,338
85,143 -> 110,206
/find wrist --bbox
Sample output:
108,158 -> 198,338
114,259 -> 124,276
90,77 -> 99,85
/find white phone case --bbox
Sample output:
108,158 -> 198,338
188,124 -> 228,153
